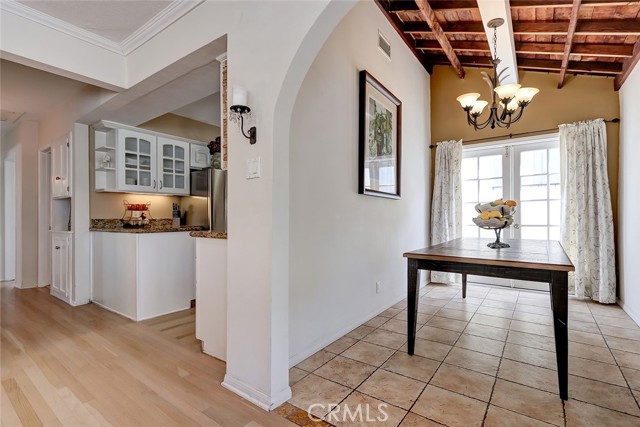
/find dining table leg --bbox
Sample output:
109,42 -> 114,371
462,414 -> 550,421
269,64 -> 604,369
550,271 -> 569,400
407,258 -> 419,355
462,273 -> 467,299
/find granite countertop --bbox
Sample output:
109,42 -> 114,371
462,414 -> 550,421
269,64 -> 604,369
90,218 -> 207,234
189,231 -> 227,239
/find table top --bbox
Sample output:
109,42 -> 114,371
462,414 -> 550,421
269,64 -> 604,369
404,238 -> 575,272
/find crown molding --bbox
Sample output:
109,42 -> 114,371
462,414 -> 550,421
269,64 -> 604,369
0,0 -> 203,56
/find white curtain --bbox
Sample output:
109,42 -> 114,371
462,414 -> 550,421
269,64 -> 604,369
559,119 -> 616,303
431,140 -> 462,284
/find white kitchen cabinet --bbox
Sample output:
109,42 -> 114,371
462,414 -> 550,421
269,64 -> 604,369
52,132 -> 71,198
195,236 -> 227,361
157,137 -> 190,194
118,129 -> 157,193
51,232 -> 72,302
91,231 -> 195,321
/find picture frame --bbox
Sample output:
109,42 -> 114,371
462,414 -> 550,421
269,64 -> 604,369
358,70 -> 402,199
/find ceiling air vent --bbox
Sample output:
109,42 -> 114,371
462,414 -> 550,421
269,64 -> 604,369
378,31 -> 391,60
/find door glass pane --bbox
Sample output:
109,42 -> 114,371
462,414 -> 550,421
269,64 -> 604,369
462,180 -> 478,202
463,203 -> 478,225
163,174 -> 173,188
521,226 -> 546,240
125,170 -> 137,185
125,137 -> 137,152
463,225 -> 478,238
520,149 -> 547,175
549,200 -> 561,225
479,228 -> 495,239
479,155 -> 502,179
139,172 -> 151,187
549,148 -> 560,174
139,155 -> 151,170
521,175 -> 548,200
139,139 -> 151,155
175,160 -> 185,174
175,175 -> 185,189
479,178 -> 503,201
163,144 -> 173,158
549,174 -> 561,199
163,159 -> 173,173
521,201 -> 548,225
462,158 -> 478,180
175,146 -> 184,160
125,153 -> 137,168
549,226 -> 560,241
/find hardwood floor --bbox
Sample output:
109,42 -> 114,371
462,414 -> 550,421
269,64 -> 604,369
0,283 -> 295,427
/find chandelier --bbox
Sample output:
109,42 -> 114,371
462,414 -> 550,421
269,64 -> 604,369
456,18 -> 539,130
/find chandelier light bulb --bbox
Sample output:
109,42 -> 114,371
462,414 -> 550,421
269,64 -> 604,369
505,99 -> 519,113
470,100 -> 489,115
456,93 -> 481,109
494,83 -> 521,101
515,87 -> 540,103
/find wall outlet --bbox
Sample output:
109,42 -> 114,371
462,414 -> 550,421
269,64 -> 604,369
376,281 -> 382,294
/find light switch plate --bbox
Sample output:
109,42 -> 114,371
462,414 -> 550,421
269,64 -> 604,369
246,157 -> 261,179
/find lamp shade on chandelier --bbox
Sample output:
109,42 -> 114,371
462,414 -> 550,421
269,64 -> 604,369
456,18 -> 539,130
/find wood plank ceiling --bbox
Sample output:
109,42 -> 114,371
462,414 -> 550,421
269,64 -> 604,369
375,0 -> 640,89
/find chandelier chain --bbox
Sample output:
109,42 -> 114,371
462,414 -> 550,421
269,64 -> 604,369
492,26 -> 498,60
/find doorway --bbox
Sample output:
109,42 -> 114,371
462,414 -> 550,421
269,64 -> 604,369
38,148 -> 52,287
461,134 -> 561,291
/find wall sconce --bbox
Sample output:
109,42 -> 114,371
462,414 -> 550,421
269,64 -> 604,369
229,86 -> 257,145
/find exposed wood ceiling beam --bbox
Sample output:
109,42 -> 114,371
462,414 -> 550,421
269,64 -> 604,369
614,38 -> 640,90
558,0 -> 582,88
374,0 -> 434,73
404,20 -> 640,35
415,39 -> 634,57
430,54 -> 623,74
389,0 -> 632,12
414,0 -> 465,78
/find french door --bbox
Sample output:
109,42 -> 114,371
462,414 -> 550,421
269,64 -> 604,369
461,135 -> 560,291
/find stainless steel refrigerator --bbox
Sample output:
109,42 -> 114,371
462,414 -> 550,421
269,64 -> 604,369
190,169 -> 227,232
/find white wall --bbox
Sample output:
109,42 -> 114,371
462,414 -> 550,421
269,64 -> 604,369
618,64 -> 640,325
289,1 -> 431,364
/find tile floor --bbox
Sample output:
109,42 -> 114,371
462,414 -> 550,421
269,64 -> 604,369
284,283 -> 640,427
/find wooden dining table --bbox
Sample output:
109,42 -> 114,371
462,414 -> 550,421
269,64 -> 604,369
404,238 -> 575,400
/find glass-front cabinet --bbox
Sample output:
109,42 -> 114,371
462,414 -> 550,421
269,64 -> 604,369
117,129 -> 157,193
157,137 -> 190,195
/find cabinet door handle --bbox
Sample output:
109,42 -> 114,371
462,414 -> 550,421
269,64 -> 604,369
55,176 -> 61,180
153,180 -> 156,189
159,180 -> 163,189
55,246 -> 61,249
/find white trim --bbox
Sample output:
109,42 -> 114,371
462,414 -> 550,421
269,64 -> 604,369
0,0 -> 203,56
462,132 -> 560,152
222,375 -> 292,412
215,53 -> 228,63
617,298 -> 640,327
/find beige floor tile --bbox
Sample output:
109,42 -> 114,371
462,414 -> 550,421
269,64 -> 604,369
470,313 -> 511,329
381,352 -> 440,383
604,335 -> 640,354
464,323 -> 509,341
329,391 -> 406,427
325,336 -> 358,354
613,349 -> 640,370
393,300 -> 407,310
621,367 -> 640,391
342,342 -> 395,367
476,306 -> 514,319
399,412 -> 442,427
379,319 -> 409,334
569,355 -> 627,387
426,316 -> 468,332
490,379 -> 564,426
484,405 -> 555,427
444,301 -> 480,313
503,343 -> 557,370
568,340 -> 616,364
455,334 -> 505,357
569,330 -> 607,348
409,338 -> 452,362
513,311 -> 553,326
380,308 -> 403,319
565,399 -> 640,427
588,303 -> 632,319
362,329 -> 407,350
416,325 -> 461,345
569,311 -> 596,323
444,347 -> 501,376
417,304 -> 440,315
430,363 -> 495,402
296,349 -> 336,372
600,325 -> 640,342
419,297 -> 449,308
437,308 -> 474,322
507,330 -> 556,353
510,320 -> 555,338
357,369 -> 425,410
569,375 -> 640,416
394,311 -> 431,324
485,293 -> 519,304
633,389 -> 640,406
289,374 -> 351,418
346,325 -> 376,340
365,315 -> 390,328
290,367 -> 309,386
412,385 -> 487,427
314,355 -> 377,389
516,303 -> 553,316
481,299 -> 517,310
498,359 -> 558,393
518,296 -> 550,308
569,320 -> 602,334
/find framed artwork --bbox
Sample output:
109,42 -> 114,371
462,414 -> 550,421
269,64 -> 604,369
358,70 -> 402,199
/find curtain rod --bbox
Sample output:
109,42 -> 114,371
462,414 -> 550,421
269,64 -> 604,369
428,118 -> 620,149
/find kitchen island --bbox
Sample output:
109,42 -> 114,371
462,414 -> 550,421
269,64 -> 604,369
91,219 -> 204,321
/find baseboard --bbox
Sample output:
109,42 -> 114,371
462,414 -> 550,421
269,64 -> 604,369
90,301 -> 138,321
288,281 -> 426,367
222,374 -> 292,411
617,298 -> 640,327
